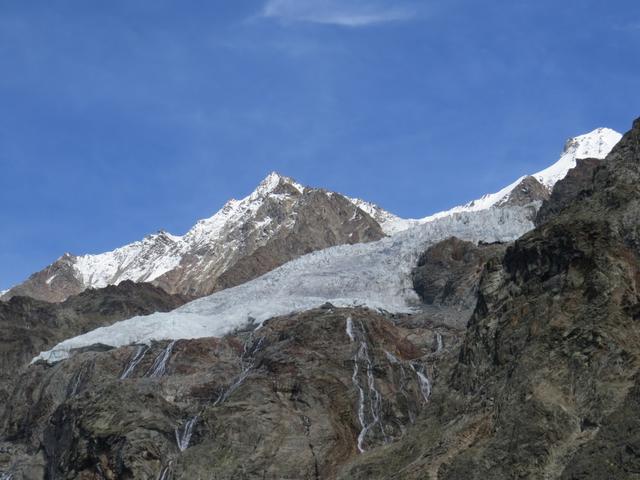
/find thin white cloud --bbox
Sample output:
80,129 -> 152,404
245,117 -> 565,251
261,0 -> 417,27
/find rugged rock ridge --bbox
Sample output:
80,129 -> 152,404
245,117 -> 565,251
0,281 -> 188,421
412,238 -> 507,328
2,173 -> 385,302
445,118 -> 640,479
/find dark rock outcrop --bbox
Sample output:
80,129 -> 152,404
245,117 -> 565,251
0,281 -> 188,421
536,158 -> 602,226
412,237 -> 507,328
500,175 -> 551,207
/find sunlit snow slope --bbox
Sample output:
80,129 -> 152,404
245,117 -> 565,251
351,127 -> 621,229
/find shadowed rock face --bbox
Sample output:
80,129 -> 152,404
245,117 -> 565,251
412,238 -> 507,328
0,281 -> 188,422
536,158 -> 602,226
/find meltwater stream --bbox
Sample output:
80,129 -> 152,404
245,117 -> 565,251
175,416 -> 198,452
146,340 -> 176,378
120,345 -> 149,379
172,334 -> 266,452
346,317 -> 387,453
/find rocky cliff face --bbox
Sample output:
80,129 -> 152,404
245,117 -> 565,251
0,282 -> 188,423
412,238 -> 507,328
2,174 -> 385,303
1,307 -> 452,479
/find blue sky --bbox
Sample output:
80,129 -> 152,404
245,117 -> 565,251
1,0 -> 639,289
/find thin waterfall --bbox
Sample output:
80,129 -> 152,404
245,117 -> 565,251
120,345 -> 149,379
67,361 -> 92,397
175,415 -> 198,452
147,341 -> 176,378
346,316 -> 355,342
157,461 -> 173,480
352,344 -> 367,452
68,369 -> 83,397
436,333 -> 444,352
172,334 -> 265,452
347,318 -> 386,452
213,335 -> 264,406
384,350 -> 415,423
410,364 -> 432,403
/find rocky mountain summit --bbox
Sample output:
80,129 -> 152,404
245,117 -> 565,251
2,174 -> 385,303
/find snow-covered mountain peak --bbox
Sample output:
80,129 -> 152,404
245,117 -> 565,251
415,127 -> 623,224
534,127 -> 622,189
562,127 -> 621,158
254,171 -> 305,197
184,172 -> 306,247
2,171 -> 385,302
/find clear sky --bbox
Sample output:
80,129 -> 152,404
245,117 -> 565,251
1,0 -> 639,289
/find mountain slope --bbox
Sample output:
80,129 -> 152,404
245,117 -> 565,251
0,281 -> 188,420
2,173 -> 385,302
0,121 -> 634,480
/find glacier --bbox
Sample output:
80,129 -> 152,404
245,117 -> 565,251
35,206 -> 534,363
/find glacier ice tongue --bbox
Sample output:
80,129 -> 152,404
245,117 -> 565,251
34,206 -> 535,364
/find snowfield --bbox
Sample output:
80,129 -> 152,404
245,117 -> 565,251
35,206 -> 535,363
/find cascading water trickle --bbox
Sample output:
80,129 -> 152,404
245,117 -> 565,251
436,333 -> 443,352
346,318 -> 387,453
214,334 -> 264,406
346,316 -> 355,342
67,361 -> 92,397
157,461 -> 173,480
410,364 -> 432,403
169,335 -> 266,453
120,345 -> 149,379
147,340 -> 176,378
175,415 -> 198,452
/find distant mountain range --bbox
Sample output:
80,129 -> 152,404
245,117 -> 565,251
1,127 -> 621,304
